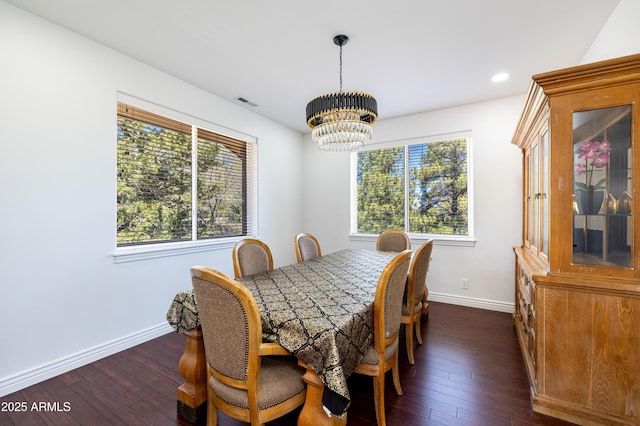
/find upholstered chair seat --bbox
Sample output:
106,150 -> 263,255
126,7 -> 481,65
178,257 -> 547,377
358,338 -> 400,365
401,302 -> 423,317
208,356 -> 306,410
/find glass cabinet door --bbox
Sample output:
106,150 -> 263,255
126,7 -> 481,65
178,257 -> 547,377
532,144 -> 539,250
526,151 -> 533,246
541,130 -> 549,259
524,130 -> 549,259
572,105 -> 632,268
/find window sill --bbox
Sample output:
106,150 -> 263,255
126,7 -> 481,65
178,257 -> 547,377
112,237 -> 245,263
349,233 -> 477,247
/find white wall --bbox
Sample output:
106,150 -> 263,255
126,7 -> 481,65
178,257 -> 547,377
302,96 -> 525,311
0,2 -> 303,396
581,0 -> 640,64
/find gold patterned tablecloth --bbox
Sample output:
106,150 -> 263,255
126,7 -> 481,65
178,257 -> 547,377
166,249 -> 398,415
166,289 -> 199,334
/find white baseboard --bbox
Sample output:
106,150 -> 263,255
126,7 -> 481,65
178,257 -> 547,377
428,291 -> 515,313
0,322 -> 174,397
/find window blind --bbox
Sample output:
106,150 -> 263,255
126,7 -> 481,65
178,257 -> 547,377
353,137 -> 469,237
355,146 -> 405,233
197,128 -> 247,238
116,102 -> 256,246
407,139 -> 469,236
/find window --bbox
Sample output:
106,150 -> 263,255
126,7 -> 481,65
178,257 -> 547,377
352,135 -> 471,239
116,101 -> 256,249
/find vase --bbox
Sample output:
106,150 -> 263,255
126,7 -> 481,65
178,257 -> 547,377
576,190 -> 604,215
605,193 -> 617,214
618,191 -> 632,214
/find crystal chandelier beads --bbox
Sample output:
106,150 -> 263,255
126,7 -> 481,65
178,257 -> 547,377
310,108 -> 374,151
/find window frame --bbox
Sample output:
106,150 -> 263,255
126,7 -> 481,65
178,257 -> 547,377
349,132 -> 476,247
113,93 -> 258,263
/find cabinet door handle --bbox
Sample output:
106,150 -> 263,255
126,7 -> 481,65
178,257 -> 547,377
522,299 -> 527,308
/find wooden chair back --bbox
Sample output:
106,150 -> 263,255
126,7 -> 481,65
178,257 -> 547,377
294,232 -> 322,262
374,250 -> 412,354
402,239 -> 434,364
232,238 -> 274,278
354,249 -> 411,426
376,230 -> 411,252
191,266 -> 306,425
408,239 -> 433,303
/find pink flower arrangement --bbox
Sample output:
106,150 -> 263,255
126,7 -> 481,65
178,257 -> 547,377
575,140 -> 611,192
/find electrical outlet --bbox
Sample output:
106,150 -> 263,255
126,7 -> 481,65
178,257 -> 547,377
461,278 -> 469,289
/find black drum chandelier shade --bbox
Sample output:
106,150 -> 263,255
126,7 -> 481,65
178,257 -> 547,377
305,35 -> 378,151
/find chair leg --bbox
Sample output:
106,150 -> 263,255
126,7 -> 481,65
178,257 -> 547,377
405,321 -> 415,364
206,397 -> 218,426
415,315 -> 423,345
392,352 -> 402,396
373,372 -> 385,426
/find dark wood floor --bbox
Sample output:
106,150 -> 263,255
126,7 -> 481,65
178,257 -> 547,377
0,302 -> 575,425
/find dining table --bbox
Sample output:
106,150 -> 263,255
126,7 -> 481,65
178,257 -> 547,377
166,248 -> 400,425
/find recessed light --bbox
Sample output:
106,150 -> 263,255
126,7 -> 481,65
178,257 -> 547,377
492,72 -> 509,82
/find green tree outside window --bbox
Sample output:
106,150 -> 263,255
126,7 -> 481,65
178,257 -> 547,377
117,103 -> 252,246
356,138 -> 469,236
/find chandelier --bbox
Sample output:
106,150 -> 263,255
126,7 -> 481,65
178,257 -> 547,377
305,35 -> 377,151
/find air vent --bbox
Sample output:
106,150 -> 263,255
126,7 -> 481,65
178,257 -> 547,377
235,97 -> 258,107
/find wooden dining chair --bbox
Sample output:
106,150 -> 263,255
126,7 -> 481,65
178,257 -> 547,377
294,232 -> 322,262
353,249 -> 412,426
376,230 -> 411,252
232,238 -> 274,278
191,266 -> 307,426
401,239 -> 433,364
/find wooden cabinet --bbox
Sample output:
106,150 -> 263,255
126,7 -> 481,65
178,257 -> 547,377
514,249 -> 538,383
512,54 -> 640,426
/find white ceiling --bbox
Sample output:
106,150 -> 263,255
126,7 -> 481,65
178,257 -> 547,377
5,0 -> 621,133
